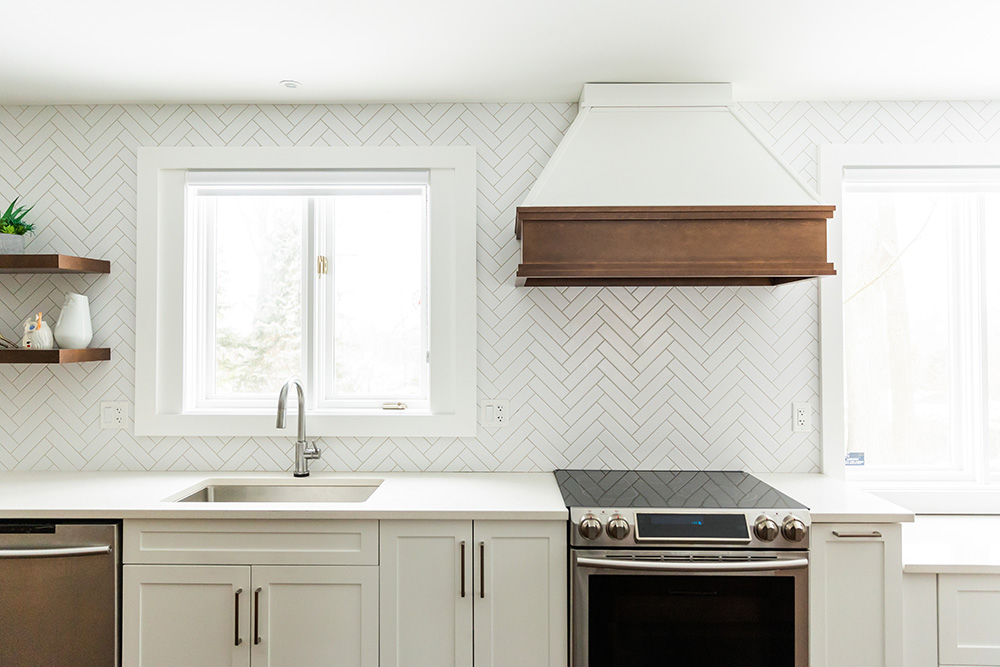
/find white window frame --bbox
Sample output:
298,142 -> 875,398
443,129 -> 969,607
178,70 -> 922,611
135,146 -> 477,437
819,144 -> 1000,511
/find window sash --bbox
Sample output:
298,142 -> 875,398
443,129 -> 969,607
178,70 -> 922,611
840,171 -> 997,487
184,176 -> 430,413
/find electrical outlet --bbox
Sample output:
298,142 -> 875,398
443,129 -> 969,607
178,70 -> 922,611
100,402 -> 128,430
792,403 -> 811,433
481,400 -> 510,428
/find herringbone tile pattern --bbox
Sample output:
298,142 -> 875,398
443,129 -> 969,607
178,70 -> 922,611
1,101 -> 996,472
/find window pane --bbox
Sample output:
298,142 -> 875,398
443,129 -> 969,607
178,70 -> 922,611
326,193 -> 426,399
843,190 -> 953,469
212,196 -> 304,397
985,194 -> 1000,470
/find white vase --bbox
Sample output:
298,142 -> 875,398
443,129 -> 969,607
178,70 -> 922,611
53,293 -> 93,349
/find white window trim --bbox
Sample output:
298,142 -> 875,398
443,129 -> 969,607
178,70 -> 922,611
135,146 -> 477,437
818,144 -> 1000,511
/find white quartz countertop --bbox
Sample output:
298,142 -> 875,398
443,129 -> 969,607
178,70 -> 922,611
0,471 -> 568,520
753,473 -> 915,523
903,516 -> 1000,574
0,469 -> 915,523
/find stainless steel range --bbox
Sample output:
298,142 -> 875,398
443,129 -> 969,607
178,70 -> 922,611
556,470 -> 811,667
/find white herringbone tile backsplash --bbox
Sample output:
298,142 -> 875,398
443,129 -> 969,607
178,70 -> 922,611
1,101 -> 998,472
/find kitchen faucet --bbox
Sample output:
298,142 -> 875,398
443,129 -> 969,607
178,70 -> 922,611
276,378 -> 321,477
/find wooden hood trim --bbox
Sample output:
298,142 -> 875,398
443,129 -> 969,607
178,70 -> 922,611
515,205 -> 836,287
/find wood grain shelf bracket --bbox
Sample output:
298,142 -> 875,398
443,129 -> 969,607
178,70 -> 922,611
0,348 -> 112,364
0,254 -> 111,274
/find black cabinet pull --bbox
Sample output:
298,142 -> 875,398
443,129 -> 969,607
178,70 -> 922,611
479,542 -> 485,599
460,541 -> 467,598
254,587 -> 262,645
234,588 -> 243,646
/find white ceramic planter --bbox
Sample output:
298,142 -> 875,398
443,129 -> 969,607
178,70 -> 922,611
53,293 -> 93,349
0,234 -> 25,254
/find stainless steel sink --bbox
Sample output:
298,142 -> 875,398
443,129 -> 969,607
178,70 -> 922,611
175,479 -> 383,503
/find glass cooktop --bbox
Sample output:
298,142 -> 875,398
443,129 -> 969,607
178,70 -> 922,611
554,469 -> 807,510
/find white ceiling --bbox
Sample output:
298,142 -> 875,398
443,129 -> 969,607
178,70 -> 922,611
6,0 -> 1000,105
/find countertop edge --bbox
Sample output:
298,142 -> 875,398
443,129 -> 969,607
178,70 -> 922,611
0,508 -> 570,521
809,512 -> 915,524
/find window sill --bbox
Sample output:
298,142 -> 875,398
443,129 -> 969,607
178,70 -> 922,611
133,411 -> 476,438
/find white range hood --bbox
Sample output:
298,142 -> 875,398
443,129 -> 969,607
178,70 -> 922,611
515,83 -> 836,287
523,83 -> 821,207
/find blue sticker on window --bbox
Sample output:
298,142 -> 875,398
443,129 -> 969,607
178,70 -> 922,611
845,452 -> 865,466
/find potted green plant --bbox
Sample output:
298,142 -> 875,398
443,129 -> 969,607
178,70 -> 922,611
0,198 -> 34,254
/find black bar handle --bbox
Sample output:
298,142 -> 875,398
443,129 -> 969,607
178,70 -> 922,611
234,588 -> 243,646
479,542 -> 485,599
254,587 -> 262,645
460,541 -> 467,598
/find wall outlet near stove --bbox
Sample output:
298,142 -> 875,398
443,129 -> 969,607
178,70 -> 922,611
100,401 -> 128,430
481,400 -> 510,428
792,403 -> 811,433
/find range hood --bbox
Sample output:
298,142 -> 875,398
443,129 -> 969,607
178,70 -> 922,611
515,83 -> 836,287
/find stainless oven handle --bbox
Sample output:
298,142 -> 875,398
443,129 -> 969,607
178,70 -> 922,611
0,546 -> 111,558
576,556 -> 809,572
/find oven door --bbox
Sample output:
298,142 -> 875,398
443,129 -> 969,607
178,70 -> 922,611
571,549 -> 808,667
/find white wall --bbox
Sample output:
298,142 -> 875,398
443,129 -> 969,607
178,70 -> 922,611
0,101 -> 993,472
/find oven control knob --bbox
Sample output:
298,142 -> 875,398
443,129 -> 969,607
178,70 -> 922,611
579,515 -> 603,540
606,515 -> 630,541
782,516 -> 807,542
754,516 -> 779,542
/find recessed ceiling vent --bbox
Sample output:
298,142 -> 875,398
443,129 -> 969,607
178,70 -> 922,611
515,83 -> 836,286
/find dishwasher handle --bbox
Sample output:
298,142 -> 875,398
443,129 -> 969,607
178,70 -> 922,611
0,545 -> 111,559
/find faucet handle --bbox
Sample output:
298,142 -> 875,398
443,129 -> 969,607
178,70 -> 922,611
305,441 -> 321,460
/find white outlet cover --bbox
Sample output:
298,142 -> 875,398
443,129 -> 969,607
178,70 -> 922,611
100,401 -> 128,429
480,400 -> 510,428
792,402 -> 810,433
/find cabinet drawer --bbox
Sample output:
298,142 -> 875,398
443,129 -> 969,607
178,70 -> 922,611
939,574 -> 1000,665
123,520 -> 378,565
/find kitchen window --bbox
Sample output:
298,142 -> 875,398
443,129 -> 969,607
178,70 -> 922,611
820,146 -> 1000,510
135,147 -> 477,437
185,171 -> 429,412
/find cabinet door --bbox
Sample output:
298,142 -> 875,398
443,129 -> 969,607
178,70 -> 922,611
809,523 -> 903,667
473,521 -> 567,667
122,564 -> 250,667
251,565 -> 378,667
380,520 -> 473,667
939,573 -> 1000,665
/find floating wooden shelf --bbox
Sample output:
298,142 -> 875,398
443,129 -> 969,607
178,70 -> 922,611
0,348 -> 111,364
0,254 -> 111,274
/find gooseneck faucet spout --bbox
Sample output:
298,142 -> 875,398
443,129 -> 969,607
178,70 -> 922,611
276,378 -> 321,477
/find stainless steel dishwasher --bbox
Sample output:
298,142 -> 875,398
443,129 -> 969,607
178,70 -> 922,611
0,522 -> 119,666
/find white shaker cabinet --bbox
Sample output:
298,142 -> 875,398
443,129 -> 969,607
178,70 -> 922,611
939,573 -> 1000,665
810,523 -> 903,667
122,520 -> 379,667
252,565 -> 378,667
123,564 -> 378,667
380,519 -> 567,667
379,520 -> 474,667
123,565 -> 250,667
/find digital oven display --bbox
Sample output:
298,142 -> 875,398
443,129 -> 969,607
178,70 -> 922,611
635,513 -> 750,541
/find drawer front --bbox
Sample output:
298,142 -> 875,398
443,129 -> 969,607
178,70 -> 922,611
124,520 -> 378,565
939,574 -> 1000,665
